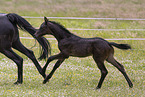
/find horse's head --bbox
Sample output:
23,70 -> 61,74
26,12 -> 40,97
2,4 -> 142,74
34,17 -> 52,38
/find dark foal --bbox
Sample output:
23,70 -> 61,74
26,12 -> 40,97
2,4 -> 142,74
0,13 -> 51,84
34,17 -> 133,89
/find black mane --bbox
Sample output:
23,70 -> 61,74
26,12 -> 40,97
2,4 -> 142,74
49,21 -> 72,34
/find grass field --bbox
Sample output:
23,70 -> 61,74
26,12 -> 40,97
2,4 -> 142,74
0,0 -> 145,97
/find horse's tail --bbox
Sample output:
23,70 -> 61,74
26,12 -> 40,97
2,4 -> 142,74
109,42 -> 131,50
6,13 -> 51,60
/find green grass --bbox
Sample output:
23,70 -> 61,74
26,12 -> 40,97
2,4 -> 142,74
0,0 -> 145,96
0,29 -> 144,97
0,50 -> 144,96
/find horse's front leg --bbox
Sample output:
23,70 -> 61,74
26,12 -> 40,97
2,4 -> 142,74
2,49 -> 23,84
42,52 -> 68,74
43,59 -> 65,84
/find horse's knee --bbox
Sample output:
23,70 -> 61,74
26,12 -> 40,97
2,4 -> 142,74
101,70 -> 108,76
15,57 -> 23,67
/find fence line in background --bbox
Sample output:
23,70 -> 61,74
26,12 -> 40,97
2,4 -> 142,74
23,16 -> 145,21
34,28 -> 145,31
34,27 -> 145,31
68,28 -> 145,31
22,16 -> 145,31
20,37 -> 145,40
20,16 -> 145,41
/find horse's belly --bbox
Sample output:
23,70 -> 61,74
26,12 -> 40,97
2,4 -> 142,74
70,44 -> 92,57
71,53 -> 92,57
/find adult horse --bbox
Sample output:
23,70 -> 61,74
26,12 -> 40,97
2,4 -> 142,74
34,17 -> 133,89
0,13 -> 51,84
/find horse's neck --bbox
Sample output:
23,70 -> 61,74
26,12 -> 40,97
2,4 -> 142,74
52,29 -> 72,41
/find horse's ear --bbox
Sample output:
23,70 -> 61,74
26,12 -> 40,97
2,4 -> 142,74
44,17 -> 49,25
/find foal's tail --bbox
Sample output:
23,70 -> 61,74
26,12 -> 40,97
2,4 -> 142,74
109,42 -> 131,50
6,13 -> 51,60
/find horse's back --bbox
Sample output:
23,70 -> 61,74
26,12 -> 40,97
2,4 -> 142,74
58,37 -> 112,57
0,15 -> 16,35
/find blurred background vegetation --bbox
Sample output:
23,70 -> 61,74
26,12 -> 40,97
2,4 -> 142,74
0,0 -> 144,96
1,0 -> 145,18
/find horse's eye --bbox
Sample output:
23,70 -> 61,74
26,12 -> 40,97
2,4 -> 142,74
40,25 -> 44,29
42,24 -> 47,28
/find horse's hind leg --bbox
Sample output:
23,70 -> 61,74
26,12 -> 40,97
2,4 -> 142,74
93,56 -> 108,89
1,49 -> 23,84
12,40 -> 46,78
106,54 -> 133,88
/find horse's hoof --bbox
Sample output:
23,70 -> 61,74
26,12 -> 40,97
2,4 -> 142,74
14,81 -> 22,85
96,86 -> 101,89
129,84 -> 133,88
43,79 -> 49,84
